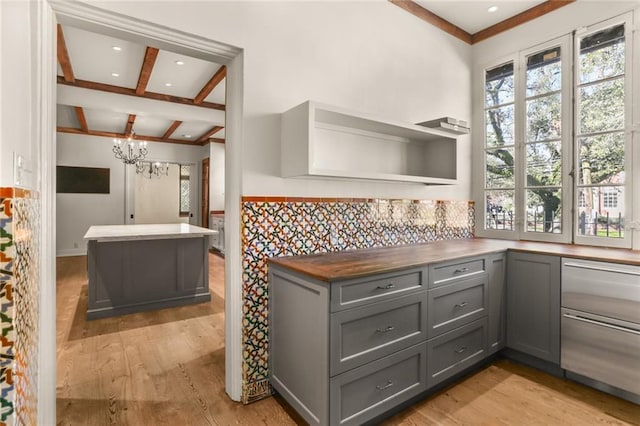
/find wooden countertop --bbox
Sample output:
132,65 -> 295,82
268,238 -> 640,282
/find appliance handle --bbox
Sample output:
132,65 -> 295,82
563,313 -> 640,336
563,262 -> 640,277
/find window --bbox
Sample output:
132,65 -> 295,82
483,36 -> 571,242
179,164 -> 191,217
603,188 -> 619,209
484,62 -> 516,232
575,22 -> 628,244
479,15 -> 633,248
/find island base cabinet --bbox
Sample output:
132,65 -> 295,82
427,318 -> 487,388
86,237 -> 211,319
329,344 -> 427,426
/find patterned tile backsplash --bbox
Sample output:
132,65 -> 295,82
240,197 -> 474,403
0,188 -> 39,425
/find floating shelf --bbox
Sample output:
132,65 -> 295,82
281,101 -> 458,185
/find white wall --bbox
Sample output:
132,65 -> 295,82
134,163 -> 187,224
90,0 -> 473,201
209,143 -> 225,211
0,1 -> 37,188
56,132 -> 204,255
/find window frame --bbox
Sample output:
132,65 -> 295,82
573,14 -> 633,249
179,164 -> 191,218
475,36 -> 572,244
474,12 -> 635,249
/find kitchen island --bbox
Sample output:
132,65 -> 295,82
84,223 -> 217,320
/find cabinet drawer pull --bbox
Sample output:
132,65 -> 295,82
376,283 -> 395,290
376,380 -> 394,391
454,346 -> 467,354
454,267 -> 469,274
375,326 -> 395,334
454,301 -> 468,308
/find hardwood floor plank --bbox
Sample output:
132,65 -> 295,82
56,254 -> 639,425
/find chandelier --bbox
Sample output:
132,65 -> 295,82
113,130 -> 148,164
136,161 -> 169,178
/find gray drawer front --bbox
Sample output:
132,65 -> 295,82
428,274 -> 488,338
330,343 -> 427,426
330,292 -> 427,376
430,257 -> 485,288
331,268 -> 425,312
427,317 -> 487,388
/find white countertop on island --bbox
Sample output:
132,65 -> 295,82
84,223 -> 218,242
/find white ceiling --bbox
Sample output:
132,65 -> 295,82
57,25 -> 226,144
415,0 -> 546,34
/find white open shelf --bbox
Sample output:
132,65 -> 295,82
281,101 -> 458,185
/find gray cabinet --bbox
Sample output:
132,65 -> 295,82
487,253 -> 506,354
427,317 -> 487,388
506,252 -> 560,364
270,252 -> 503,425
269,265 -> 429,426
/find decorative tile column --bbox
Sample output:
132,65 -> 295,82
0,188 -> 40,425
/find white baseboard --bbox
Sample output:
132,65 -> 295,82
57,248 -> 87,257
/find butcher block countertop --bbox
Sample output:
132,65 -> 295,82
268,238 -> 640,282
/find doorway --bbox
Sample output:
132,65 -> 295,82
132,161 -> 197,225
41,1 -> 245,419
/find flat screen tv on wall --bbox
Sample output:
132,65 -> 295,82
56,166 -> 110,194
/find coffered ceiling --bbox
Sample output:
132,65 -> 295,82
56,1 -> 578,147
56,24 -> 226,147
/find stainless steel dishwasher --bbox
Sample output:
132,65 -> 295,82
561,258 -> 640,404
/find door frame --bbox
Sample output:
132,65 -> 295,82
39,1 -> 245,420
202,157 -> 210,228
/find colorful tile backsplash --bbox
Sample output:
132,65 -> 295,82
0,189 -> 39,425
240,197 -> 474,403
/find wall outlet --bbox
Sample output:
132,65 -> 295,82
73,242 -> 78,249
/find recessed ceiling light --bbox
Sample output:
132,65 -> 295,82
488,5 -> 498,13
165,83 -> 173,87
112,46 -> 122,51
111,73 -> 120,77
175,60 -> 185,65
182,134 -> 192,138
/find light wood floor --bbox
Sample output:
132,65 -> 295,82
56,255 -> 640,425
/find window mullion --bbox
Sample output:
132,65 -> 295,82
514,55 -> 526,237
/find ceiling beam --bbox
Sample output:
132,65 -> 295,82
56,126 -> 200,146
57,24 -> 76,83
194,65 -> 226,105
74,106 -> 88,132
196,125 -> 224,144
209,138 -> 225,145
136,47 -> 159,95
58,85 -> 225,124
57,76 -> 226,111
388,0 -> 472,44
471,1 -> 576,44
124,114 -> 136,135
162,120 -> 183,139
